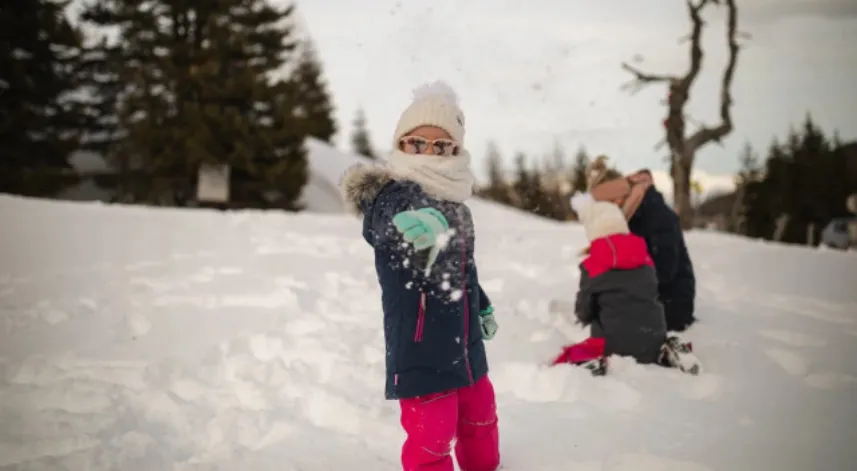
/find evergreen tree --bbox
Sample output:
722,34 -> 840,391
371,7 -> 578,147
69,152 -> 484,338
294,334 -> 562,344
350,107 -> 375,159
80,0 -> 309,208
736,142 -> 761,185
571,146 -> 590,194
789,115 -> 829,243
0,0 -> 85,196
745,139 -> 789,240
481,142 -> 513,205
733,142 -> 761,234
292,40 -> 336,143
512,151 -> 544,214
740,114 -> 857,246
537,141 -> 572,220
547,140 -> 567,176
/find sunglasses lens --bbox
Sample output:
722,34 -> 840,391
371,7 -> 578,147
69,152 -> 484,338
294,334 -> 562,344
404,137 -> 427,154
413,139 -> 427,153
432,140 -> 458,156
400,137 -> 459,156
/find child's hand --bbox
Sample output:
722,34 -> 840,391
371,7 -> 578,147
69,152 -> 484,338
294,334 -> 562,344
479,306 -> 498,340
392,208 -> 449,275
392,208 -> 449,251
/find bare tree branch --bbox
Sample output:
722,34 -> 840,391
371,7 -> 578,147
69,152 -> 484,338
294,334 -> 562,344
622,62 -> 678,95
620,63 -> 674,83
687,0 -> 739,152
678,0 -> 710,95
622,0 -> 710,93
617,0 -> 739,229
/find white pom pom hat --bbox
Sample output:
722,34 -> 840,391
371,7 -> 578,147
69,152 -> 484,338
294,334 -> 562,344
392,80 -> 466,148
570,191 -> 630,242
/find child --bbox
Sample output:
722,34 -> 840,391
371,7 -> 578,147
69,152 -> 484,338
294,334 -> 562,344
586,156 -> 697,333
340,81 -> 500,471
551,194 -> 668,374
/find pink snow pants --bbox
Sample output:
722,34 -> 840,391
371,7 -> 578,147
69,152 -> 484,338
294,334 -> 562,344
398,375 -> 500,471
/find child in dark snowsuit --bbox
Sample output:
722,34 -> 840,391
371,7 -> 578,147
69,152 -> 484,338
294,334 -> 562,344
587,157 -> 697,332
551,195 -> 667,373
340,81 -> 500,471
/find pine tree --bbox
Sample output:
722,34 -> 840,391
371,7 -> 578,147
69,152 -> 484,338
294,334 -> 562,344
538,141 -> 571,220
486,143 -> 505,188
481,142 -> 513,205
794,114 -> 833,244
292,40 -> 336,143
736,142 -> 761,184
0,0 -> 85,196
350,107 -> 376,159
80,0 -> 310,208
744,139 -> 790,240
512,151 -> 543,214
733,142 -> 761,234
741,116 -> 855,246
571,146 -> 590,193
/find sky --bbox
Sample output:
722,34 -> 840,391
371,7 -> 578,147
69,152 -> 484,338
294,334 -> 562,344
292,0 -> 857,192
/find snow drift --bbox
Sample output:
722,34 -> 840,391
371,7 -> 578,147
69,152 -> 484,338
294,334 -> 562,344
1,194 -> 856,470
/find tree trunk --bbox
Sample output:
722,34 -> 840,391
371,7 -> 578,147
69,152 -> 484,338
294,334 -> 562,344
672,155 -> 694,230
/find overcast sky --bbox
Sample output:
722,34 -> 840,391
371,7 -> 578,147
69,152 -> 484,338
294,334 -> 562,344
293,0 -> 857,183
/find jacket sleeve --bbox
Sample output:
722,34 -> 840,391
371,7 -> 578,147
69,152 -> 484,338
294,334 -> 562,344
574,268 -> 598,325
647,208 -> 681,284
364,183 -> 411,250
478,285 -> 492,314
365,183 -> 455,298
471,263 -> 493,314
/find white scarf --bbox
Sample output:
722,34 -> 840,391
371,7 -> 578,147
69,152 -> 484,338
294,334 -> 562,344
387,149 -> 475,202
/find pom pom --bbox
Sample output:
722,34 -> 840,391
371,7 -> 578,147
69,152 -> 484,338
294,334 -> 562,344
570,191 -> 594,214
411,80 -> 459,105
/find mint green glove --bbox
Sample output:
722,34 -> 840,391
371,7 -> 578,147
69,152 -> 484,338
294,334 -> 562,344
479,306 -> 498,340
392,208 -> 449,249
392,208 -> 449,273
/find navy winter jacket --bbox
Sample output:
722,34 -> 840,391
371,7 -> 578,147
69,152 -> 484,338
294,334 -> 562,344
628,186 -> 696,331
341,165 -> 491,400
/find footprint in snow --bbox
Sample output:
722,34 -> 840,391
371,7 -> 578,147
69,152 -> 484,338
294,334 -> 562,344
765,348 -> 855,390
758,329 -> 827,348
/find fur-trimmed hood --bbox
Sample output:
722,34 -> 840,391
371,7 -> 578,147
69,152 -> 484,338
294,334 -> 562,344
339,164 -> 394,216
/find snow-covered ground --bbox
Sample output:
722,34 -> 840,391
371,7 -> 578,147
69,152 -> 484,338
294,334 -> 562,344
1,194 -> 856,471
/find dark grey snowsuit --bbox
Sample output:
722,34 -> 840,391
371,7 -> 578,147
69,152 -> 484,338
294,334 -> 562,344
575,233 -> 668,364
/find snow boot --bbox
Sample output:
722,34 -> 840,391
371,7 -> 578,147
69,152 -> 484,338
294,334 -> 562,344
658,334 -> 701,375
579,356 -> 608,376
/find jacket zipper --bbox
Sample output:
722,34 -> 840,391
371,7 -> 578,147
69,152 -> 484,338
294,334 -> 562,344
414,292 -> 426,342
462,240 -> 474,384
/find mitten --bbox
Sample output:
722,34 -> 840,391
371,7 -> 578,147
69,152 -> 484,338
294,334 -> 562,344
479,306 -> 498,340
392,208 -> 449,273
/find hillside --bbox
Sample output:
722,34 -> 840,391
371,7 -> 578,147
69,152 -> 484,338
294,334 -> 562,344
1,195 -> 856,470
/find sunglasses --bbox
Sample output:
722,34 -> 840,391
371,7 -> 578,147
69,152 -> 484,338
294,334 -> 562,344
398,136 -> 460,157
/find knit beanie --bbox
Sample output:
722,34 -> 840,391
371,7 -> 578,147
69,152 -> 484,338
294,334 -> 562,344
392,81 -> 466,148
571,192 -> 630,241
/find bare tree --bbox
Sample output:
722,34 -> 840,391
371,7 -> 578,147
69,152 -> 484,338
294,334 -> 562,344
622,0 -> 743,229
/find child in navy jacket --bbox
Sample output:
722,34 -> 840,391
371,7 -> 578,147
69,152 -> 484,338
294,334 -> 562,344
340,81 -> 500,471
